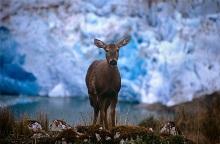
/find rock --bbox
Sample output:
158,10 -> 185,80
114,132 -> 120,139
49,120 -> 71,132
149,127 -> 154,132
99,126 -> 103,130
160,121 -> 181,136
120,139 -> 125,144
106,136 -> 111,140
56,128 -> 84,143
27,120 -> 42,132
31,132 -> 49,139
95,133 -> 101,141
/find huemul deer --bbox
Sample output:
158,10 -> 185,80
86,37 -> 130,129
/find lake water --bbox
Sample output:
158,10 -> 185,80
0,96 -> 158,125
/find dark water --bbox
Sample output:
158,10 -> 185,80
0,96 -> 158,125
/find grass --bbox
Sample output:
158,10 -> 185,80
0,107 -> 193,144
137,92 -> 220,144
0,108 -> 14,138
139,116 -> 161,133
0,111 -> 34,144
173,92 -> 220,144
1,92 -> 219,143
36,112 -> 49,131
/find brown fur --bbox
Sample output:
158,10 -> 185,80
85,37 -> 130,129
86,60 -> 120,129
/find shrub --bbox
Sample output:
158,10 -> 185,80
175,92 -> 220,144
201,92 -> 220,143
138,116 -> 161,133
0,108 -> 14,138
162,135 -> 190,144
142,133 -> 161,144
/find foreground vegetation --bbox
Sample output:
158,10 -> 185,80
142,92 -> 220,144
0,109 -> 191,144
0,92 -> 219,144
173,92 -> 220,144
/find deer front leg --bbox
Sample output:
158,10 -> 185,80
110,97 -> 117,127
90,94 -> 99,125
99,101 -> 105,128
104,100 -> 111,130
93,107 -> 99,125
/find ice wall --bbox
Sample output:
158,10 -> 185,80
0,26 -> 39,95
0,0 -> 220,105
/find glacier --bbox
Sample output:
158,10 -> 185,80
0,0 -> 220,105
0,26 -> 39,95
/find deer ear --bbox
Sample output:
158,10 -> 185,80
116,36 -> 131,48
94,39 -> 107,48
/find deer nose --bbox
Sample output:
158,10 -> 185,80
110,60 -> 117,66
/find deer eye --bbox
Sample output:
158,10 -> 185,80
117,49 -> 119,52
106,49 -> 109,52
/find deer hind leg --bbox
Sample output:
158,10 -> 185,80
93,106 -> 99,125
110,96 -> 118,127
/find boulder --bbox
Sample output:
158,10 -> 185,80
27,120 -> 42,132
49,120 -> 71,132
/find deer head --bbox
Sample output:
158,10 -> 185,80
94,36 -> 131,66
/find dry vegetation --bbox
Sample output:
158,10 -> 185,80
173,92 -> 220,144
1,92 -> 219,144
0,109 -> 192,144
138,92 -> 220,144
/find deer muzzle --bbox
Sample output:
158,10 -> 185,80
109,60 -> 117,66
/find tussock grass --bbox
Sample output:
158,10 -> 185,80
5,92 -> 219,143
0,107 -> 193,144
174,92 -> 220,144
139,116 -> 162,133
0,108 -> 14,138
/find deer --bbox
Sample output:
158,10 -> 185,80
85,36 -> 131,129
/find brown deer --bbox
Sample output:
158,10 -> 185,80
85,37 -> 130,129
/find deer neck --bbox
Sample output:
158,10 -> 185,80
106,62 -> 119,85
